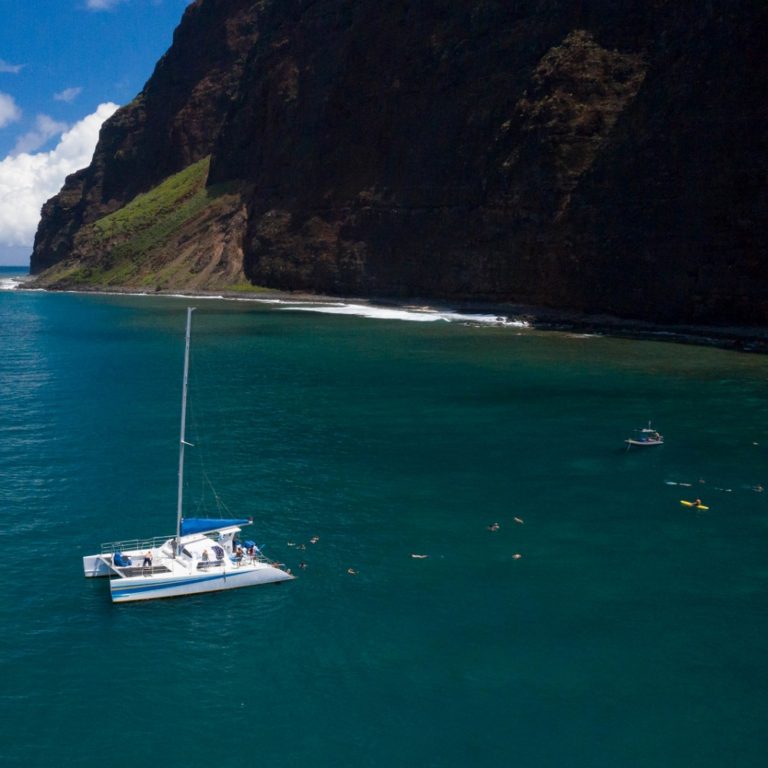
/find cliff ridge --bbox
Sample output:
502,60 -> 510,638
30,0 -> 768,325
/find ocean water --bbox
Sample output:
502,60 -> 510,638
1,276 -> 767,767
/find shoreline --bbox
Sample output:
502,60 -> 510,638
16,280 -> 768,353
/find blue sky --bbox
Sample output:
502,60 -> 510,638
0,0 -> 193,265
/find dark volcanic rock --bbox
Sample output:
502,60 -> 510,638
32,0 -> 768,326
31,0 -> 259,272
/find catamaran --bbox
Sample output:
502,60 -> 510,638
82,307 -> 294,603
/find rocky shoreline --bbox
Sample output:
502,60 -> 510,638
19,281 -> 768,354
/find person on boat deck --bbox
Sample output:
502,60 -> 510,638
235,545 -> 244,562
201,549 -> 209,565
142,551 -> 152,567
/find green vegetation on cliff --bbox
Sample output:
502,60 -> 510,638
92,156 -> 212,254
36,157 -> 250,291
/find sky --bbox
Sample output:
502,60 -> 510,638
0,0 -> 194,265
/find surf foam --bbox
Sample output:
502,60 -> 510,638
276,301 -> 529,327
0,277 -> 25,291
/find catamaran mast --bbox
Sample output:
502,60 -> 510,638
175,307 -> 195,556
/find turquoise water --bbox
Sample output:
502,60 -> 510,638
1,281 -> 767,766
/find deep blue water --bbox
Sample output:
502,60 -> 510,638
1,283 -> 767,766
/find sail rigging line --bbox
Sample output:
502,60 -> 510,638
184,357 -> 214,521
178,313 -> 237,527
201,468 -> 234,518
185,386 -> 209,517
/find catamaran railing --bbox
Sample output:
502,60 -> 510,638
100,535 -> 276,565
101,535 -> 174,554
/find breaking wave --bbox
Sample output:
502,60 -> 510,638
272,300 -> 529,327
4,279 -> 529,328
0,276 -> 27,291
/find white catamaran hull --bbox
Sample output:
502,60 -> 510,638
84,528 -> 294,603
83,554 -> 115,578
110,564 -> 293,603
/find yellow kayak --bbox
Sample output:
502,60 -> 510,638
680,500 -> 709,510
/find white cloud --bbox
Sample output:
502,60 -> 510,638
0,102 -> 119,247
0,60 -> 24,74
85,0 -> 125,9
12,115 -> 70,156
0,92 -> 22,128
54,87 -> 83,103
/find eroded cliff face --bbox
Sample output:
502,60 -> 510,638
31,0 -> 768,324
31,0 -> 259,272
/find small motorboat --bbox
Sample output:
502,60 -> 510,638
625,422 -> 664,447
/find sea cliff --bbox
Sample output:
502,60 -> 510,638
30,0 -> 768,326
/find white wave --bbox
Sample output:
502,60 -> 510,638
8,282 -> 529,328
254,298 -> 295,304
284,303 -> 448,322
442,311 -> 529,328
163,293 -> 225,301
277,301 -> 529,327
45,288 -> 227,301
0,276 -> 26,291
